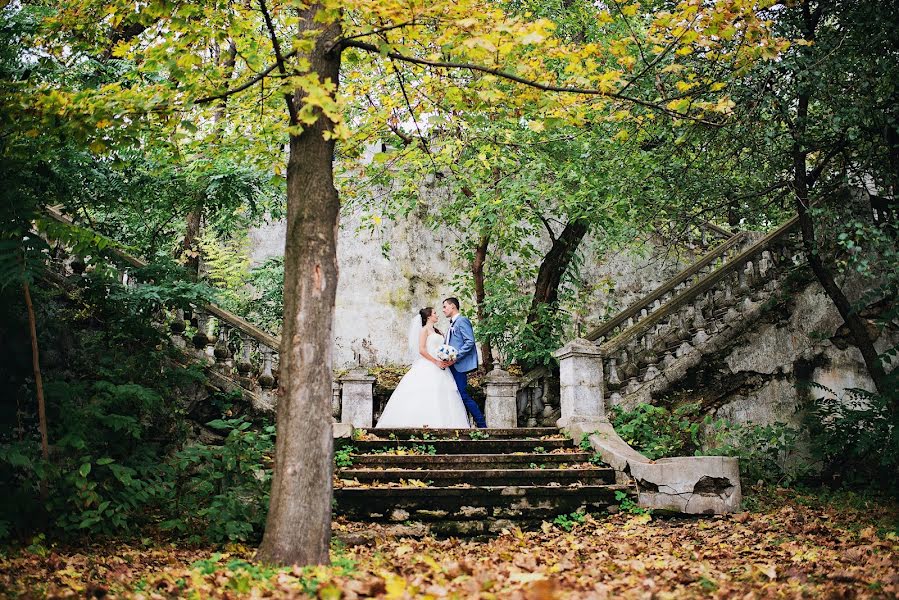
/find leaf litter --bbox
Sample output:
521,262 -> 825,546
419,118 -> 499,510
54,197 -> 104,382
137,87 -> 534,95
1,488 -> 896,598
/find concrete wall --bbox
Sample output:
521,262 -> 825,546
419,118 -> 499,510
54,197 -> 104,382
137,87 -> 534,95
704,279 -> 893,429
248,205 -> 688,368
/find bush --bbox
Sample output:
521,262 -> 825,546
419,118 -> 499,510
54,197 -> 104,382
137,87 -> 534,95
610,402 -> 805,485
155,417 -> 274,544
702,419 -> 805,486
610,402 -> 702,459
0,271 -> 273,544
803,381 -> 899,493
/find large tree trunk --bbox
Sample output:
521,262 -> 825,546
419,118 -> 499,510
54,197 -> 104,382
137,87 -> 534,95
257,10 -> 341,567
472,233 -> 492,372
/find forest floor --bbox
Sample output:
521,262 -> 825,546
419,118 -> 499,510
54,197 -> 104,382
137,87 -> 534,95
2,487 -> 897,599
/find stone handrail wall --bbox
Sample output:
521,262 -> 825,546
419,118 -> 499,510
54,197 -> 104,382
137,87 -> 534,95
42,207 -> 287,413
601,216 -> 798,355
584,231 -> 749,345
602,215 -> 801,404
516,215 -> 801,425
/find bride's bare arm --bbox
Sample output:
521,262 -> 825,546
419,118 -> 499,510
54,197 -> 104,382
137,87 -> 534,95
419,327 -> 440,365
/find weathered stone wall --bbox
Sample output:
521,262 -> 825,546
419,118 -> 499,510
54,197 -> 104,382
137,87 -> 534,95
648,272 -> 895,432
249,205 -> 688,368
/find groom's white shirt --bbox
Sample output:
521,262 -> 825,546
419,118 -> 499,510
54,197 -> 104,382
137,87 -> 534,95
445,316 -> 456,343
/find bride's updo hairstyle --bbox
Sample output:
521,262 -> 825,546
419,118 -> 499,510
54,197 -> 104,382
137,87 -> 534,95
419,307 -> 442,335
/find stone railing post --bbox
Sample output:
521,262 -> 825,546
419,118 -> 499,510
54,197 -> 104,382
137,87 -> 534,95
483,367 -> 519,428
339,367 -> 376,428
553,338 -> 606,427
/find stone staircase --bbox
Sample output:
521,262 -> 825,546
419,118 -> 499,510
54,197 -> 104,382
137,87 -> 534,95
333,427 -> 634,535
517,216 -> 804,419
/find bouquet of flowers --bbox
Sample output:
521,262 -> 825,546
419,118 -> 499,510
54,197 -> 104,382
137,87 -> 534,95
435,344 -> 458,362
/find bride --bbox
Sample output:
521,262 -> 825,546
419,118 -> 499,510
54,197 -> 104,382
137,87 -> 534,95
375,307 -> 471,429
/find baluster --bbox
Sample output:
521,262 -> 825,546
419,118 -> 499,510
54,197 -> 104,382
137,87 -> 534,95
606,357 -> 622,390
621,346 -> 638,380
258,345 -> 276,389
692,299 -> 709,345
236,334 -> 255,381
204,318 -> 218,359
214,325 -> 232,365
737,263 -> 750,295
758,251 -> 771,279
526,390 -> 538,427
332,381 -> 342,420
540,377 -> 555,424
725,277 -> 741,321
193,311 -> 211,349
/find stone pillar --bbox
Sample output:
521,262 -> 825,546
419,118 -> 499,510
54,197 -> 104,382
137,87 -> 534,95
339,367 -> 375,428
483,367 -> 519,428
553,338 -> 606,426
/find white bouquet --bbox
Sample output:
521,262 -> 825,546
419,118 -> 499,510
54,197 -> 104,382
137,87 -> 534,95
435,344 -> 458,362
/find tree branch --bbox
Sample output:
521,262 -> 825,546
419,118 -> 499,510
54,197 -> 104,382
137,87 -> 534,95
195,51 -> 297,105
328,20 -> 420,51
258,0 -> 298,124
342,40 -> 725,126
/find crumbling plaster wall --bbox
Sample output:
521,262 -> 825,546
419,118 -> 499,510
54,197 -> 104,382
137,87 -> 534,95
248,203 -> 688,368
665,275 -> 896,431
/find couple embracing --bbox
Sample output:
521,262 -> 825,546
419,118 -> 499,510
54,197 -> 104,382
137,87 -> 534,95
376,298 -> 487,429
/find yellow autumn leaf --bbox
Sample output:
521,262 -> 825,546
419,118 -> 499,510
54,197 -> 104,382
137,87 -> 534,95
621,3 -> 640,17
384,573 -> 408,599
527,120 -> 545,132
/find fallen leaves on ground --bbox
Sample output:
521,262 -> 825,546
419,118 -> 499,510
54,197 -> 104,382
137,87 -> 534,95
2,490 -> 896,598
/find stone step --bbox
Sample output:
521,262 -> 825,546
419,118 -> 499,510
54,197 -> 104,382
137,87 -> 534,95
362,427 -> 562,440
350,452 -> 595,470
338,467 -> 615,486
334,484 -> 634,522
347,438 -> 574,455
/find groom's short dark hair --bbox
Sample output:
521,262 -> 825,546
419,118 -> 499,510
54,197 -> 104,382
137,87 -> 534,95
444,297 -> 460,310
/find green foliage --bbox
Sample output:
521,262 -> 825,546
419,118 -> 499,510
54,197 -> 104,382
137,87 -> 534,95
156,417 -> 274,544
190,550 -> 356,596
702,420 -> 805,486
334,445 -> 356,468
553,509 -> 587,531
410,444 -> 437,456
611,402 -> 805,486
238,256 -> 284,334
803,381 -> 899,493
614,490 -> 649,516
468,430 -> 490,440
610,402 -> 702,460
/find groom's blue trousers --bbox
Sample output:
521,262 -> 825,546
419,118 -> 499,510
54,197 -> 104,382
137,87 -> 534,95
449,365 -> 487,428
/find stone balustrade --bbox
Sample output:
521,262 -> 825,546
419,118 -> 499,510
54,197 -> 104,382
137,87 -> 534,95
41,207 -> 291,415
598,216 -> 801,407
516,216 -> 801,424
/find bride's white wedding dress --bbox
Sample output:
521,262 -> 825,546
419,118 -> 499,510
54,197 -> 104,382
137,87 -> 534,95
375,331 -> 471,428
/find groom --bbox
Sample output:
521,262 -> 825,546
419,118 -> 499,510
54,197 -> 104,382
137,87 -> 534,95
440,297 -> 488,428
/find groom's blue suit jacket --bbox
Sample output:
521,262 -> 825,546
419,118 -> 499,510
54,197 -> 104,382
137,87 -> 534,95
446,316 -> 479,373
